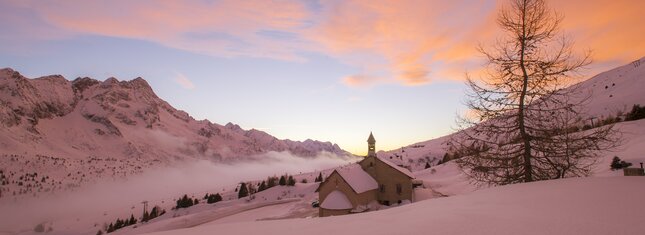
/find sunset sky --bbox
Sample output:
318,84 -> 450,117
0,0 -> 643,155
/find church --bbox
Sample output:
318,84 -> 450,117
317,132 -> 415,217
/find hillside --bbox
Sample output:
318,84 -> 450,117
144,176 -> 645,235
379,56 -> 645,171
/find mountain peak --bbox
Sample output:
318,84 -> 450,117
102,77 -> 119,86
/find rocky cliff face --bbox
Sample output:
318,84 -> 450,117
0,68 -> 349,161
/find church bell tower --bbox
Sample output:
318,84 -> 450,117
367,132 -> 376,157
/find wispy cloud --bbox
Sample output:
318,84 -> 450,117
1,0 -> 643,87
174,72 -> 195,90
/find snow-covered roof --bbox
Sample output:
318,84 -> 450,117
377,156 -> 415,178
320,190 -> 353,210
335,164 -> 378,194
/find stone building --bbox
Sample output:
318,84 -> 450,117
318,132 -> 415,217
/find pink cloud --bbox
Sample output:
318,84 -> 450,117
12,0 -> 313,60
2,0 -> 643,87
174,72 -> 195,90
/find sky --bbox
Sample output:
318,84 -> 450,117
0,0 -> 643,155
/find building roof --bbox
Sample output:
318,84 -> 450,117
335,164 -> 378,194
367,132 -> 375,143
376,156 -> 415,178
320,190 -> 353,210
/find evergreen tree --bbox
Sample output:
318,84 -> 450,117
279,175 -> 287,186
238,182 -> 249,198
207,193 -> 223,204
142,209 -> 150,222
287,175 -> 296,186
149,206 -> 158,219
258,180 -> 267,192
626,105 -> 645,121
267,176 -> 278,188
315,172 -> 323,182
193,198 -> 199,205
425,162 -> 431,169
128,214 -> 137,225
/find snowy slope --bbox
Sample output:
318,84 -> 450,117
380,57 -> 645,171
144,176 -> 645,235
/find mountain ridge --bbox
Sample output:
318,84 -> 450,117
0,68 -> 349,161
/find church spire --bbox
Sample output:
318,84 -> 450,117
367,132 -> 376,157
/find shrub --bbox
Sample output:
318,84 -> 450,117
206,193 -> 222,204
626,104 -> 645,121
34,223 -> 45,233
287,175 -> 296,186
175,194 -> 194,209
610,156 -> 632,170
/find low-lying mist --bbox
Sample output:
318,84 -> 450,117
0,151 -> 358,233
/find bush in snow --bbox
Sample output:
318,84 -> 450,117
626,104 -> 645,121
33,223 -> 45,233
610,156 -> 632,170
205,193 -> 223,204
175,194 -> 195,209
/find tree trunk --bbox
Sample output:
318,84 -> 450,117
518,0 -> 533,182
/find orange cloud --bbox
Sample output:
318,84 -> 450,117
309,0 -> 496,86
342,74 -> 386,87
2,0 -> 643,87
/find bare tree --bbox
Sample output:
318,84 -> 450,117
450,0 -> 619,185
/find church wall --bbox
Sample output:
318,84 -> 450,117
320,208 -> 352,217
363,156 -> 414,205
318,171 -> 378,217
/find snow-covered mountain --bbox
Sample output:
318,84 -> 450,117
0,68 -> 347,161
0,68 -> 350,199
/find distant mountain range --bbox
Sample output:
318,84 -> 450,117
0,68 -> 349,161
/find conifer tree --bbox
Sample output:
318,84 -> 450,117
258,180 -> 267,192
287,175 -> 296,186
238,182 -> 249,198
279,175 -> 286,186
315,172 -> 323,182
267,176 -> 278,188
128,214 -> 137,225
